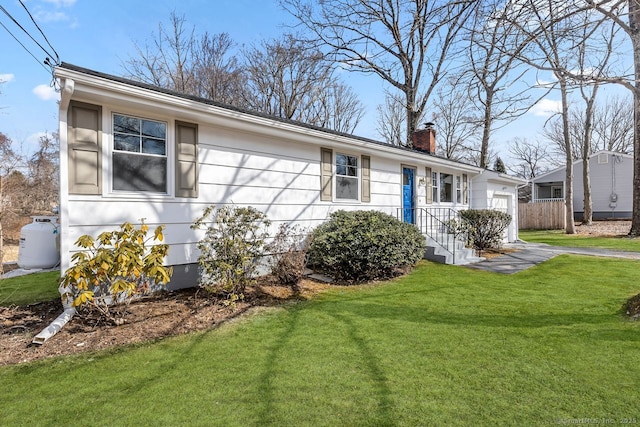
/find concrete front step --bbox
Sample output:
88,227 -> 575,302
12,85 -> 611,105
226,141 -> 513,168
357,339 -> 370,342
423,236 -> 484,265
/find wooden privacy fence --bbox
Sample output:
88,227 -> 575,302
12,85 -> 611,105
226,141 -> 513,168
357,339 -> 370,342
519,200 -> 566,230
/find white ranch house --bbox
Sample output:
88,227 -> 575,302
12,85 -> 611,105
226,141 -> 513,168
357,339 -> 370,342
55,63 -> 523,289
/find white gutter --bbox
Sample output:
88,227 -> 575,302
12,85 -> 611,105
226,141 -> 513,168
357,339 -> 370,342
32,77 -> 77,346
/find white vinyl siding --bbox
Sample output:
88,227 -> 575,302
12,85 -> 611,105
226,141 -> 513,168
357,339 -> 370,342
64,123 -> 404,269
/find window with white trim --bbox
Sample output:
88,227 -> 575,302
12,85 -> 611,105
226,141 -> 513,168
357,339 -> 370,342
551,185 -> 563,199
430,171 -> 466,204
431,171 -> 438,203
113,114 -> 167,193
335,153 -> 359,200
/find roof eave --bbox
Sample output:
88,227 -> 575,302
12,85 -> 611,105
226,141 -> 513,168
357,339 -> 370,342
55,64 -> 483,173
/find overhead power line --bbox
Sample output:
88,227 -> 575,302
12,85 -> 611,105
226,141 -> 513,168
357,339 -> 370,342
18,0 -> 60,65
0,4 -> 59,68
0,20 -> 49,73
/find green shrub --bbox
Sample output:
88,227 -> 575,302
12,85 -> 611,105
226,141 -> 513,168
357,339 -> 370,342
267,223 -> 311,290
458,209 -> 511,255
308,210 -> 425,283
59,222 -> 172,325
192,205 -> 270,303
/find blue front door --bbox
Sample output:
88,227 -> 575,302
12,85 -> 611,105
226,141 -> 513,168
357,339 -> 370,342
402,167 -> 415,224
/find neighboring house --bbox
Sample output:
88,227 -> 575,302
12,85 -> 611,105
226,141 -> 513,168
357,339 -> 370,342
55,63 -> 523,289
531,151 -> 633,220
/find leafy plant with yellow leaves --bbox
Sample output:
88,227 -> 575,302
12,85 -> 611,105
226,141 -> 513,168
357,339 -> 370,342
59,222 -> 172,325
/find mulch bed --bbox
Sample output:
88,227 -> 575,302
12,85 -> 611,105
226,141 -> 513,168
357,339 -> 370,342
0,279 -> 333,366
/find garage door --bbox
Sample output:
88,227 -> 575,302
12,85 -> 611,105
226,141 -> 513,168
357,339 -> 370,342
493,195 -> 509,213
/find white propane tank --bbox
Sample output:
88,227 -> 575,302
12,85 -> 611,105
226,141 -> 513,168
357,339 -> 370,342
17,216 -> 60,269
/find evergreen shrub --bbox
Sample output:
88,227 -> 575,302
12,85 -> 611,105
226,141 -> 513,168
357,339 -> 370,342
308,210 -> 425,283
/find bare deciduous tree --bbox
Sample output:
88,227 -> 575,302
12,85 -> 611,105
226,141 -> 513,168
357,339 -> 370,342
0,132 -> 23,274
506,0 -> 581,234
431,81 -> 481,161
508,137 -> 551,179
592,95 -> 634,153
467,0 -> 536,168
543,95 -> 631,160
243,35 -> 329,120
123,12 -> 245,106
578,0 -> 640,235
542,111 -> 584,164
192,32 -> 246,106
282,0 -> 477,146
27,133 -> 59,214
376,92 -> 406,146
313,81 -> 364,133
242,35 -> 364,132
572,14 -> 620,225
123,12 -> 197,93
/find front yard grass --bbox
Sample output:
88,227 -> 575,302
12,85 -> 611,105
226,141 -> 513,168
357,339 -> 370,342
0,271 -> 60,306
520,229 -> 640,251
2,256 -> 640,425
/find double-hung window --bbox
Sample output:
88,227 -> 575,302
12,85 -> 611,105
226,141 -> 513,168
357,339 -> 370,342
335,153 -> 358,200
113,114 -> 167,193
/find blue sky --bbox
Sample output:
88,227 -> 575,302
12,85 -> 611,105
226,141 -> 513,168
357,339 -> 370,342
0,0 -> 591,166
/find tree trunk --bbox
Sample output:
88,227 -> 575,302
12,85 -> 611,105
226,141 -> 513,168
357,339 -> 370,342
630,0 -> 640,236
406,87 -> 419,147
480,94 -> 493,169
582,157 -> 593,225
582,93 -> 596,226
560,78 -> 576,234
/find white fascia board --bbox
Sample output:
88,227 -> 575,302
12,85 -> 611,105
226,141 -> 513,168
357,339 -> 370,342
590,149 -> 633,160
531,165 -> 565,182
55,67 -> 482,174
474,169 -> 527,185
485,172 -> 527,185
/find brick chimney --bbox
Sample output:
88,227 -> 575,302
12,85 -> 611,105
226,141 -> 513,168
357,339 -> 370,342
411,122 -> 436,154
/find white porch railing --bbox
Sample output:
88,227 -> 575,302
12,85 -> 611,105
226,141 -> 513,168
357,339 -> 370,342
396,207 -> 467,264
533,198 -> 563,203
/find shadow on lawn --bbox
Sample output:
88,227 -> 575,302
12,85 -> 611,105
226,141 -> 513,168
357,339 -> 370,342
328,310 -> 395,427
255,306 -> 396,427
256,308 -> 301,425
316,300 -> 626,330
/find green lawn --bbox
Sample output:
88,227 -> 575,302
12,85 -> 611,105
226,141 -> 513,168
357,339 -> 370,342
0,271 -> 60,306
520,229 -> 640,252
2,256 -> 640,426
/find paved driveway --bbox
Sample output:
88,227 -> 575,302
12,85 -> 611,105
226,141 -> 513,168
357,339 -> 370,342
467,242 -> 640,274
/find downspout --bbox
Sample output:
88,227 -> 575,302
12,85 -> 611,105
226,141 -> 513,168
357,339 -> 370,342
32,77 -> 76,345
